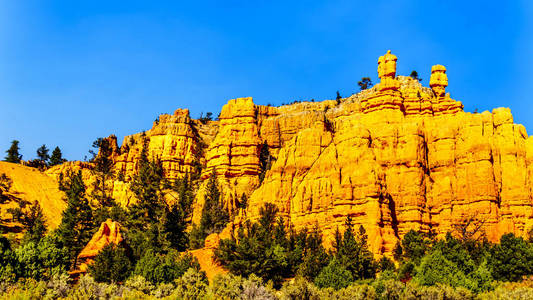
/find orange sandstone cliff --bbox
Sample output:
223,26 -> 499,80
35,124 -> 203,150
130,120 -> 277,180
11,50 -> 532,260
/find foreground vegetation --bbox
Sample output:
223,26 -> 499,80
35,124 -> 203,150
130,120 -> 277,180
3,271 -> 533,299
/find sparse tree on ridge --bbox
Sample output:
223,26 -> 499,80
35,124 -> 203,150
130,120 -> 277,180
5,140 -> 22,163
410,70 -> 422,82
49,146 -> 66,166
36,144 -> 50,165
358,77 -> 373,91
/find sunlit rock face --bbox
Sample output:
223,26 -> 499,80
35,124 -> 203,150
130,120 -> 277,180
36,51 -> 533,257
75,219 -> 123,273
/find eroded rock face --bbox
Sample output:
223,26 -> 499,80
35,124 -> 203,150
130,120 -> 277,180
0,161 -> 66,231
35,51 -> 533,258
76,219 -> 123,273
241,52 -> 533,255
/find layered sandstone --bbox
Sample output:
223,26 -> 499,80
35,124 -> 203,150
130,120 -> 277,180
8,50 -> 532,263
241,51 -> 532,256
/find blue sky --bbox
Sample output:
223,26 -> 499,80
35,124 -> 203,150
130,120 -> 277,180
1,1 -> 531,161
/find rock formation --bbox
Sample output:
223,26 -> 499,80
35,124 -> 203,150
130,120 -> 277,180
0,161 -> 65,232
75,219 -> 123,273
13,50 -> 532,261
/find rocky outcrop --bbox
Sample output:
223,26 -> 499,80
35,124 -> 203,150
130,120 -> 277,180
241,51 -> 533,256
75,219 -> 123,273
13,50 -> 533,260
0,161 -> 65,232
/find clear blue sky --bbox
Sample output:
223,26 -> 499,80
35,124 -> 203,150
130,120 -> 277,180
1,1 -> 531,161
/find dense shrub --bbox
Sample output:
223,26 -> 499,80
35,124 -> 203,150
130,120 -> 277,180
280,276 -> 321,300
172,268 -> 209,299
88,244 -> 132,283
314,258 -> 353,290
490,233 -> 533,281
240,274 -> 277,300
209,273 -> 244,299
0,237 -> 18,283
133,250 -> 199,284
14,235 -> 69,280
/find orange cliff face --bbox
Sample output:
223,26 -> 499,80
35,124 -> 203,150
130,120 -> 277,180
0,161 -> 66,232
22,50 -> 533,260
74,219 -> 123,273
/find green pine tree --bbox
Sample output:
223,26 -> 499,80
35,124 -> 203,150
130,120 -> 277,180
358,77 -> 373,91
5,140 -> 22,163
129,139 -> 166,228
200,170 -> 228,235
258,141 -> 271,183
410,70 -> 422,82
90,138 -> 115,207
334,216 -> 376,280
49,146 -> 66,166
57,170 -> 95,267
7,201 -> 47,243
88,244 -> 132,283
164,202 -> 189,251
0,173 -> 12,204
239,193 -> 248,212
36,144 -> 50,164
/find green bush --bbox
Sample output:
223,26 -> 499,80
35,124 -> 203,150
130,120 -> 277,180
490,233 -> 533,281
14,235 -> 69,280
124,275 -> 154,294
209,273 -> 244,299
133,250 -> 199,284
172,268 -> 208,299
280,276 -> 321,300
333,284 -> 377,300
88,244 -> 132,283
414,250 -> 473,289
69,274 -> 126,299
479,285 -> 533,299
240,274 -> 277,300
0,237 -> 18,283
314,258 -> 353,290
402,282 -> 474,300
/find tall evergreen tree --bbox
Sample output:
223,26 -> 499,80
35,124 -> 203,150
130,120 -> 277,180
36,144 -> 50,164
199,170 -> 228,235
190,170 -> 229,249
5,140 -> 22,163
129,139 -> 166,228
162,176 -> 193,251
7,200 -> 47,243
258,141 -> 272,183
57,170 -> 94,267
164,202 -> 189,251
49,146 -> 66,166
334,216 -> 376,280
239,193 -> 248,212
0,173 -> 12,204
88,244 -> 132,283
90,138 -> 115,207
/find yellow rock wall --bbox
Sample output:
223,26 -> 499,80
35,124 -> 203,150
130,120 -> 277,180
0,161 -> 65,231
16,51 -> 533,258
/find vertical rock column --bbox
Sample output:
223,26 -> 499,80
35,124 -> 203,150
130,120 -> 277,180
200,97 -> 262,216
